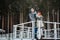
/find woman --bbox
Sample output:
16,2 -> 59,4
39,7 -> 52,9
36,10 -> 44,40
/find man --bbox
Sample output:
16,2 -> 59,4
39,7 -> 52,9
29,8 -> 36,21
29,8 -> 37,39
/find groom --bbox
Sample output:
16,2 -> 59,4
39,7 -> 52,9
29,8 -> 37,38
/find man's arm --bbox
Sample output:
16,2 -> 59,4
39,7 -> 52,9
29,14 -> 34,21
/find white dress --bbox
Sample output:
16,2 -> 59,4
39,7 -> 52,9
36,14 -> 44,39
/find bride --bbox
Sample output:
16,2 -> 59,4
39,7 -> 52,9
36,10 -> 44,40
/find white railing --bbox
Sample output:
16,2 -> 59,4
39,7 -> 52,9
13,21 -> 60,40
13,21 -> 34,39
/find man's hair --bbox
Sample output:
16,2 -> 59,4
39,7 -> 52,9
30,7 -> 35,10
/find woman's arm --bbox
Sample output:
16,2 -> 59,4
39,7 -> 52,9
36,15 -> 43,20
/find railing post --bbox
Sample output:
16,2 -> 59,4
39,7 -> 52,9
45,30 -> 47,38
20,24 -> 24,39
32,21 -> 35,39
54,22 -> 57,40
13,25 -> 17,38
27,27 -> 30,38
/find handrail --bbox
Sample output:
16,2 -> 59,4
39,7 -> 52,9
17,21 -> 60,25
13,21 -> 60,39
0,29 -> 5,32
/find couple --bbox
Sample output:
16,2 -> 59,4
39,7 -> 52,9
29,8 -> 44,40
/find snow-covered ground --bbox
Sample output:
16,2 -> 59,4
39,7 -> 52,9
0,33 -> 36,40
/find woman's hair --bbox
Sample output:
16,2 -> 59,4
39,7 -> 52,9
37,9 -> 42,14
37,10 -> 42,12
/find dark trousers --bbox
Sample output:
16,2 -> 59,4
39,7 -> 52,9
35,27 -> 37,38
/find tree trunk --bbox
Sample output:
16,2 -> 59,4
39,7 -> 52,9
7,12 -> 9,33
10,14 -> 12,33
2,16 -> 4,30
